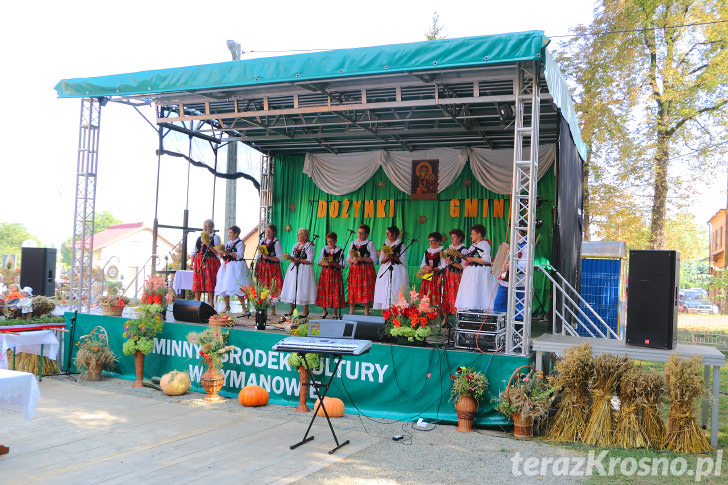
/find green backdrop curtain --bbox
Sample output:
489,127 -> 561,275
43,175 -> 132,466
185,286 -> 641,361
271,154 -> 553,313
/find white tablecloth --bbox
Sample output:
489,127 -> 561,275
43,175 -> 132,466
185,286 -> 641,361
0,369 -> 42,419
0,330 -> 60,370
173,270 -> 194,292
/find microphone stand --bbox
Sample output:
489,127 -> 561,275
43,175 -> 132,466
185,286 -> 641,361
378,239 -> 415,309
248,232 -> 266,281
334,245 -> 347,320
339,230 -> 355,317
289,237 -> 317,319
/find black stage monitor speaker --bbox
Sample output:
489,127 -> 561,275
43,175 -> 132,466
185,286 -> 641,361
20,247 -> 57,297
173,299 -> 217,323
626,250 -> 679,349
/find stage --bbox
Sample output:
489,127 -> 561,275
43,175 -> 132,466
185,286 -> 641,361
63,312 -> 530,426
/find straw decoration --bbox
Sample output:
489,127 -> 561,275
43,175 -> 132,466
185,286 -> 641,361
636,370 -> 668,449
583,354 -> 632,447
614,367 -> 649,449
545,343 -> 594,443
663,355 -> 712,453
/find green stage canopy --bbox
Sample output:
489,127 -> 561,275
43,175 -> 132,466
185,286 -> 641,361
54,30 -> 586,159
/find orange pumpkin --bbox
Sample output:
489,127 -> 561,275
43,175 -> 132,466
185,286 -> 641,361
238,385 -> 269,407
315,396 -> 345,417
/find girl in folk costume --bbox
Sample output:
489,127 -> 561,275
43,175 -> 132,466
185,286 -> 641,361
192,218 -> 221,304
373,226 -> 408,310
213,225 -> 250,314
442,228 -> 467,317
418,232 -> 446,306
315,232 -> 345,318
347,224 -> 378,316
255,224 -> 283,299
454,224 -> 499,311
280,228 -> 317,318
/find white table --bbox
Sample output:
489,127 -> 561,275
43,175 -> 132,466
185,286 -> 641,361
0,330 -> 60,379
532,333 -> 726,449
0,369 -> 42,420
173,270 -> 194,292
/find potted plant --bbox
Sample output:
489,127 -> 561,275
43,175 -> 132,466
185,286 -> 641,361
74,326 -> 117,380
186,327 -> 235,401
449,366 -> 489,432
495,366 -> 554,438
287,351 -> 321,412
139,274 -> 174,320
122,315 -> 164,387
382,288 -> 440,344
241,282 -> 274,330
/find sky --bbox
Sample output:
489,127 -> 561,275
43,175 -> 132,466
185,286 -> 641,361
0,0 -> 724,254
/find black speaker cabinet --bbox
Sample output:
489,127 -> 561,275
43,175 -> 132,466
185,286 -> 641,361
173,299 -> 217,323
20,247 -> 57,297
626,250 -> 679,349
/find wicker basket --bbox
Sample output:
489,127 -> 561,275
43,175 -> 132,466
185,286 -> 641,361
101,302 -> 124,316
209,315 -> 232,327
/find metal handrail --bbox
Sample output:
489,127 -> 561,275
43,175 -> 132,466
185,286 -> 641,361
535,265 -> 621,340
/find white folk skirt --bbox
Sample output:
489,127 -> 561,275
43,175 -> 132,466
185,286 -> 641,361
280,262 -> 317,305
214,260 -> 249,296
454,265 -> 499,311
373,262 -> 410,309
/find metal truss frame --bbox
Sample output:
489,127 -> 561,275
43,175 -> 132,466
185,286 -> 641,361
505,62 -> 541,355
70,98 -> 101,312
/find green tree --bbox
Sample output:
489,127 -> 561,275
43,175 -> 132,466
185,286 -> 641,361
557,1 -> 728,248
0,223 -> 41,265
60,211 -> 122,267
425,11 -> 446,40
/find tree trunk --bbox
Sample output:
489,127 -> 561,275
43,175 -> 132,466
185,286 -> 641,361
650,105 -> 670,250
582,151 -> 592,240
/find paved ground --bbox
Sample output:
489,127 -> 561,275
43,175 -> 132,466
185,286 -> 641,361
1,375 -> 586,484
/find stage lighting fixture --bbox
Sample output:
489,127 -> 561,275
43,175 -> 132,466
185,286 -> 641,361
497,103 -> 513,122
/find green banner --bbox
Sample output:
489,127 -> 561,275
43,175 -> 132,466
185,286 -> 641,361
66,313 -> 529,425
271,155 -> 553,313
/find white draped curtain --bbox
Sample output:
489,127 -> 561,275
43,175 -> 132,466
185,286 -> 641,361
303,145 -> 556,196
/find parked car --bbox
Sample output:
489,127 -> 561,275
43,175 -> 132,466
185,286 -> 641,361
684,299 -> 719,314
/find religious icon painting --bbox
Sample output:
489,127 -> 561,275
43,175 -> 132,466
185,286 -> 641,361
410,159 -> 439,200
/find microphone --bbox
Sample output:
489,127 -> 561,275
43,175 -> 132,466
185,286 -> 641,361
312,234 -> 320,240
410,238 -> 420,242
346,229 -> 356,234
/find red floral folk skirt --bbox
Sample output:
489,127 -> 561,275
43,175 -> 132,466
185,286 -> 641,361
316,267 -> 345,309
419,273 -> 443,307
255,259 -> 283,297
347,263 -> 376,304
442,268 -> 463,315
192,255 -> 220,293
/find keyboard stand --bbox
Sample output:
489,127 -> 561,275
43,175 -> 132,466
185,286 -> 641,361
290,352 -> 350,454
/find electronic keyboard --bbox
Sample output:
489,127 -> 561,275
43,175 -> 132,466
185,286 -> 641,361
272,337 -> 372,356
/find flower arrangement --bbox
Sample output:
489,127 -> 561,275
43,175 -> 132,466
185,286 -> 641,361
139,274 -> 174,317
382,288 -> 440,342
122,315 -> 164,355
450,366 -> 489,402
99,293 -> 130,309
495,368 -> 554,421
240,281 -> 274,311
74,326 -> 117,374
186,327 -> 234,370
